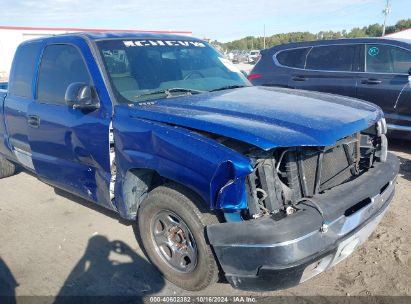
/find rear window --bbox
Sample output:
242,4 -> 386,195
9,42 -> 42,98
305,45 -> 356,72
275,47 -> 311,69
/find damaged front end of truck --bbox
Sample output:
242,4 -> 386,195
120,86 -> 399,291
207,118 -> 399,291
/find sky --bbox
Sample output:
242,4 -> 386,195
1,0 -> 411,42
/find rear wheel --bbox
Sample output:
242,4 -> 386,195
135,183 -> 219,291
0,156 -> 16,179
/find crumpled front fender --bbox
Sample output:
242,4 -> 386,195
211,160 -> 252,211
113,105 -> 253,218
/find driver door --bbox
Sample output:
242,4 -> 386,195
27,43 -> 113,209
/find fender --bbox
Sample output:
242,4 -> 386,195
113,105 -> 253,220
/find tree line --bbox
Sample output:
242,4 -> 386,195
215,19 -> 411,51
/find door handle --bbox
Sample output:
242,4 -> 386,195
27,115 -> 40,128
361,78 -> 382,85
292,76 -> 307,82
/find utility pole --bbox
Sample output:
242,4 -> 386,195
382,0 -> 391,36
263,24 -> 266,49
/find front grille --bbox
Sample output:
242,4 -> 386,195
246,133 -> 362,217
320,144 -> 353,189
291,134 -> 360,198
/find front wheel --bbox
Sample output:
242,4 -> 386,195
135,183 -> 219,291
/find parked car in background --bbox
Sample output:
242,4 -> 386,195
230,50 -> 240,63
249,38 -> 411,138
248,49 -> 260,64
231,50 -> 248,63
0,82 -> 7,90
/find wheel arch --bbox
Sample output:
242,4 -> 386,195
114,157 -> 252,221
114,164 -> 213,220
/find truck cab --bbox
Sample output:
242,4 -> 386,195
0,33 -> 399,291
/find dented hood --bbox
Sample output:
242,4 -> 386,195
127,86 -> 383,150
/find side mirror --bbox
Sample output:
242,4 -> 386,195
65,83 -> 99,110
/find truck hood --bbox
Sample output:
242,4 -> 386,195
127,86 -> 382,150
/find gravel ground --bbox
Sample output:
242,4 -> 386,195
0,139 -> 410,301
234,62 -> 254,74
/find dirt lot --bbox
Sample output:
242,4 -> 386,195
0,139 -> 410,300
234,62 -> 254,74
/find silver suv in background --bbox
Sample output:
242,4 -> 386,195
248,49 -> 260,64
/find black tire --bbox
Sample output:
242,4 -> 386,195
0,156 -> 16,179
135,183 -> 219,291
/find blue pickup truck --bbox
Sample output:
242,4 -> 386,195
0,33 -> 399,291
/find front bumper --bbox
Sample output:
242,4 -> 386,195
207,153 -> 399,291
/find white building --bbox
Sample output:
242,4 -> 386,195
0,26 -> 192,82
385,28 -> 411,40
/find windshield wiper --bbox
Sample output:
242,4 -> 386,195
210,85 -> 247,92
135,88 -> 205,100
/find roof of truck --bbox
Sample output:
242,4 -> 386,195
82,31 -> 197,41
21,31 -> 199,44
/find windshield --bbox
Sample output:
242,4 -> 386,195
97,39 -> 250,103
